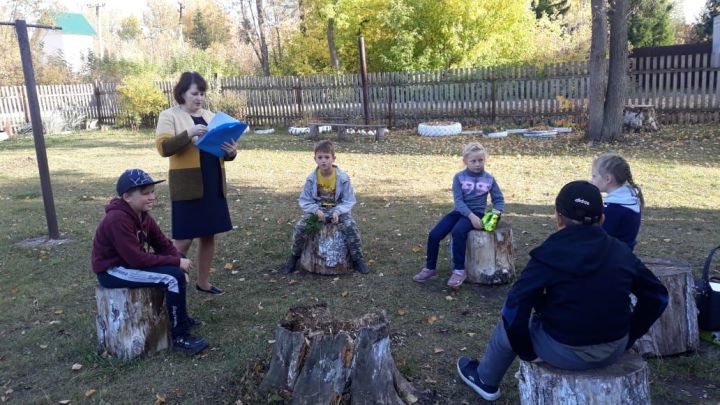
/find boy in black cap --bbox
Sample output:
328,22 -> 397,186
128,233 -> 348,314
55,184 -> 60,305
91,169 -> 208,355
456,180 -> 668,401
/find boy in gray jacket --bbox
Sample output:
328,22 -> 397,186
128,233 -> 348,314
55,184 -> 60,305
284,140 -> 369,274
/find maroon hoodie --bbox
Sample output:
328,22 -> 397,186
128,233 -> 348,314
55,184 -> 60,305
91,198 -> 181,273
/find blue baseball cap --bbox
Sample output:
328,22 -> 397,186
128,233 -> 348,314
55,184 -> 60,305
116,169 -> 165,196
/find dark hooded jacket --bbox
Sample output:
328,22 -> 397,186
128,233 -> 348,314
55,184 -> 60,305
501,224 -> 668,361
91,198 -> 180,273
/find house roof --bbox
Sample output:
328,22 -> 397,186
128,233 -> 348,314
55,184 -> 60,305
55,13 -> 96,36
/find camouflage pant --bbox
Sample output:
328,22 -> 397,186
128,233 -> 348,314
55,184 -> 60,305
290,209 -> 364,262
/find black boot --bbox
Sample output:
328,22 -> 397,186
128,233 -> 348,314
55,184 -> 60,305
284,255 -> 300,274
353,258 -> 370,274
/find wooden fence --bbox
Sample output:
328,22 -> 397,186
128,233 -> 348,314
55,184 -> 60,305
1,54 -> 719,133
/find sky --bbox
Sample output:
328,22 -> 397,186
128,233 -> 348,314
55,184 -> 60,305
54,0 -> 708,23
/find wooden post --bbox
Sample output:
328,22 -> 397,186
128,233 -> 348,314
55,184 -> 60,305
93,80 -> 103,125
490,78 -> 497,124
294,81 -> 304,120
358,36 -> 370,125
387,84 -> 394,129
517,352 -> 650,405
635,257 -> 699,357
95,286 -> 171,360
8,19 -> 60,239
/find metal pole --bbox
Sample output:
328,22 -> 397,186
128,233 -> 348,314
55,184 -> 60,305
15,19 -> 60,239
358,36 -> 370,125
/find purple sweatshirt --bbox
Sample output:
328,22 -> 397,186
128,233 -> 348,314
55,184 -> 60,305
91,198 -> 180,273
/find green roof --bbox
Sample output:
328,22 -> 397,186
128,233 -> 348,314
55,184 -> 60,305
55,13 -> 96,36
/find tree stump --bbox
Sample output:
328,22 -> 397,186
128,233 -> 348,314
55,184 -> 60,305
634,257 -> 699,357
260,304 -> 422,404
448,223 -> 515,285
623,105 -> 659,132
95,286 -> 171,360
300,224 -> 353,275
517,352 -> 650,405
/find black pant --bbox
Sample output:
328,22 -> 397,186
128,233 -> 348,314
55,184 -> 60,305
97,265 -> 190,337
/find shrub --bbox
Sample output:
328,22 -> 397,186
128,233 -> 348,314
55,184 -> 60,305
116,75 -> 167,130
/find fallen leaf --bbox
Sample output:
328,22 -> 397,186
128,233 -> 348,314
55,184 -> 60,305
71,363 -> 82,371
368,259 -> 376,264
425,378 -> 437,384
209,267 -> 216,273
397,309 -> 408,316
257,303 -> 264,310
54,309 -> 63,315
84,389 -> 96,398
288,279 -> 298,285
58,401 -> 71,404
268,340 -> 276,344
433,348 -> 444,354
231,270 -> 239,275
467,332 -> 476,337
224,263 -> 233,270
426,315 -> 438,325
405,393 -> 419,404
39,344 -> 48,349
341,291 -> 349,297
411,246 -> 422,253
445,295 -> 454,301
154,393 -> 166,405
4,389 -> 12,395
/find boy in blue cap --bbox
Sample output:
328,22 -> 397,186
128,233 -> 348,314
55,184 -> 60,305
91,169 -> 208,355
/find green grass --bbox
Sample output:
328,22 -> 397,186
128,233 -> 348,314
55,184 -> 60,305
1,126 -> 719,404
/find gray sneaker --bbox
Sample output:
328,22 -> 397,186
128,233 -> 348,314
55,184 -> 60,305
413,268 -> 438,283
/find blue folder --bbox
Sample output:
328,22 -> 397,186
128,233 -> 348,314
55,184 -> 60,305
195,112 -> 248,158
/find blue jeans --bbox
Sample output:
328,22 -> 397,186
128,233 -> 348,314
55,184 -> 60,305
476,318 -> 628,386
426,211 -> 475,270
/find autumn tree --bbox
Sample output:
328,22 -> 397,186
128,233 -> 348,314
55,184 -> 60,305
691,0 -> 720,42
531,0 -> 571,19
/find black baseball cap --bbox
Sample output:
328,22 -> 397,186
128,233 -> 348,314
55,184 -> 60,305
116,169 -> 165,196
555,180 -> 603,225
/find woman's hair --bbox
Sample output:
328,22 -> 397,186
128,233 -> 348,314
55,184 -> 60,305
462,142 -> 486,159
593,153 -> 644,208
173,71 -> 208,105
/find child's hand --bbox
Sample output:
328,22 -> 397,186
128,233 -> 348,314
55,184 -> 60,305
332,211 -> 339,224
316,210 -> 326,222
180,258 -> 193,272
469,213 -> 484,230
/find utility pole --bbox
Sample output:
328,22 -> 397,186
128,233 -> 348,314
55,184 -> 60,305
0,19 -> 62,240
178,1 -> 185,48
87,3 -> 105,59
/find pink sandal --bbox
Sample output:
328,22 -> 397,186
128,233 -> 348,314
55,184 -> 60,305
447,269 -> 467,288
413,268 -> 438,283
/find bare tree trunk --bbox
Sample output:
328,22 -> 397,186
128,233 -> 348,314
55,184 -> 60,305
255,0 -> 271,76
601,0 -> 629,141
327,18 -> 340,71
586,0 -> 608,141
298,0 -> 306,35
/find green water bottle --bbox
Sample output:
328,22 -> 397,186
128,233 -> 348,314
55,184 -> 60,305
482,209 -> 501,232
700,330 -> 720,346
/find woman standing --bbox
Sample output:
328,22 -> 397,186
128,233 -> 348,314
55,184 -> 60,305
155,71 -> 236,295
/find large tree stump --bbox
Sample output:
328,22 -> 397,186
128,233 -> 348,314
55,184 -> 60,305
260,304 -> 422,404
623,105 -> 659,132
448,223 -> 515,285
300,224 -> 353,275
517,352 -> 650,405
634,257 -> 699,357
95,286 -> 170,360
